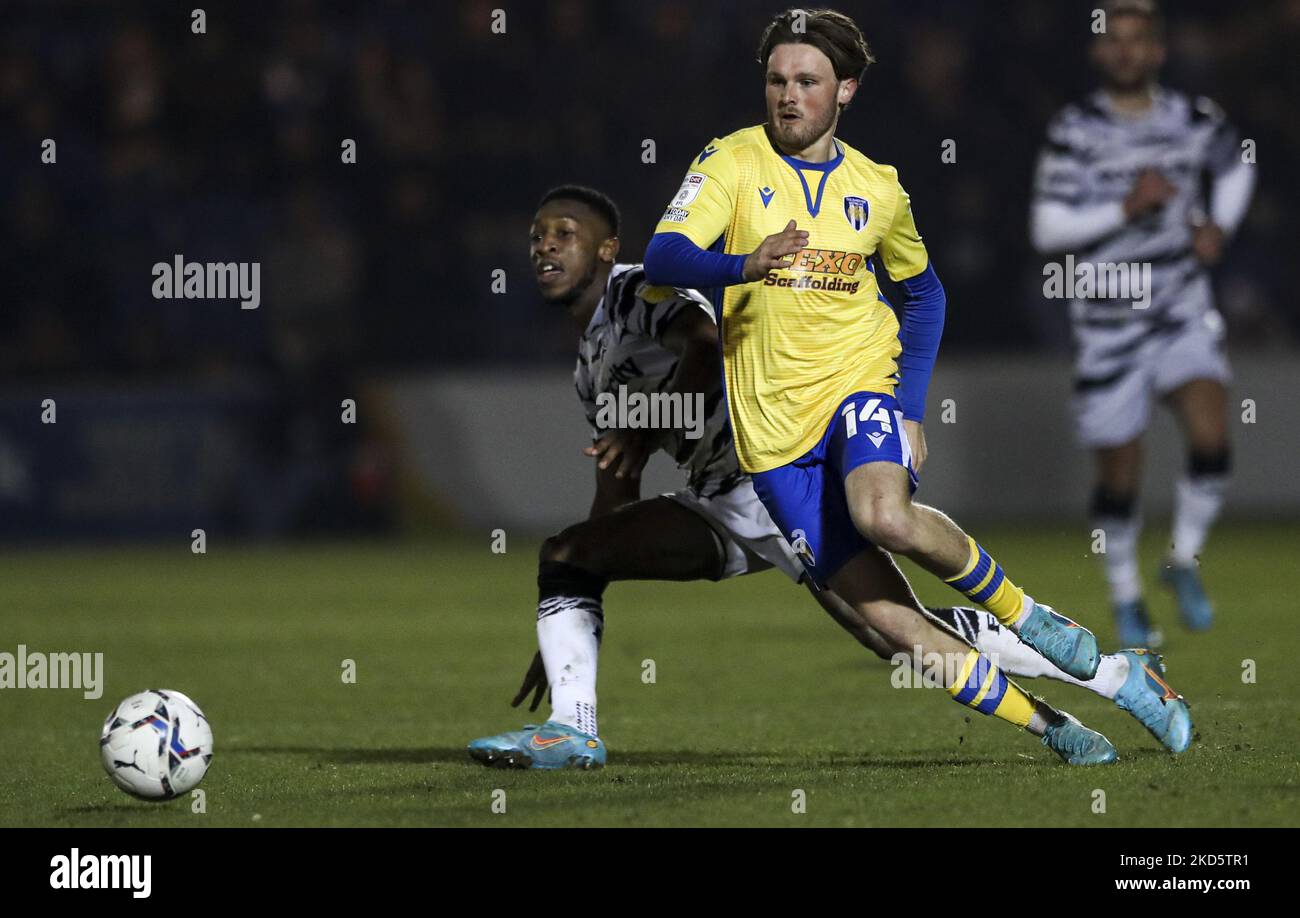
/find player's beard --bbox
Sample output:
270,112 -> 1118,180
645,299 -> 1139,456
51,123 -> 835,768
543,257 -> 600,309
769,105 -> 837,155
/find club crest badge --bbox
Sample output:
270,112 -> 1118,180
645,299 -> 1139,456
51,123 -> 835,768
843,195 -> 870,231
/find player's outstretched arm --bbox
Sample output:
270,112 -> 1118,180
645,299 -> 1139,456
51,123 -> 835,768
643,222 -> 809,289
643,231 -> 745,288
1030,112 -> 1134,254
1031,167 -> 1185,254
1192,156 -> 1256,266
646,140 -> 807,289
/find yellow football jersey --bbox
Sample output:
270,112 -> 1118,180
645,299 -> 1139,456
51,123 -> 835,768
652,124 -> 931,473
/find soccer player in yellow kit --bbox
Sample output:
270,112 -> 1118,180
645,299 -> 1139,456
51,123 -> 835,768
644,8 -> 1182,762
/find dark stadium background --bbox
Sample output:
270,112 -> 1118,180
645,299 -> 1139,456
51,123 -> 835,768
1,0 -> 1296,539
3,0 -> 1299,836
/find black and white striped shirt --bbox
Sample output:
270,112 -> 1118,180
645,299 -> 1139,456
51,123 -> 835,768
1032,87 -> 1245,327
575,264 -> 743,498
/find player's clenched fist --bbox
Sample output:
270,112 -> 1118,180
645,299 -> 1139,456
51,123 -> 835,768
1123,168 -> 1177,220
742,219 -> 809,281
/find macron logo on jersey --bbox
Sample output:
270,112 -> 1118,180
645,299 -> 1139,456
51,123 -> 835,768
698,146 -> 718,163
758,186 -> 775,208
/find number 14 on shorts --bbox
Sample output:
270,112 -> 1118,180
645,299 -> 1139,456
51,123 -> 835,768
841,397 -> 898,447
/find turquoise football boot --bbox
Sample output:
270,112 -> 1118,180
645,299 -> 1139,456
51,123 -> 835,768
1159,562 -> 1214,632
1017,602 -> 1100,680
1114,598 -> 1163,649
467,721 -> 606,770
1041,714 -> 1118,765
1114,649 -> 1193,753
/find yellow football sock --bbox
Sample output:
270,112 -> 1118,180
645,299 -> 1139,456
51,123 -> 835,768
944,536 -> 1027,626
946,648 -> 1035,728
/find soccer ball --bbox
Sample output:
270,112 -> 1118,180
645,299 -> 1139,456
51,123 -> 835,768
99,689 -> 214,800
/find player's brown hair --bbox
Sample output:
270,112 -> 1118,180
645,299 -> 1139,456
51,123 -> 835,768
756,8 -> 875,109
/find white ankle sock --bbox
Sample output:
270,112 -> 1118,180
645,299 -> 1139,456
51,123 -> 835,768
537,598 -> 603,737
1095,514 -> 1143,605
1170,474 -> 1227,567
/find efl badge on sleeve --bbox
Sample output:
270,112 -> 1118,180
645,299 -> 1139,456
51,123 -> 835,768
843,195 -> 870,232
672,173 -> 707,207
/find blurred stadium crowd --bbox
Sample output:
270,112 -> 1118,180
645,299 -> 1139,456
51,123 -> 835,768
2,0 -> 1296,380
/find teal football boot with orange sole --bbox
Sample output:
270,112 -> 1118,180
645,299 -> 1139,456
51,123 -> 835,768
1114,648 -> 1193,753
1017,602 -> 1101,680
1041,713 -> 1119,765
1159,561 -> 1214,632
467,721 -> 606,770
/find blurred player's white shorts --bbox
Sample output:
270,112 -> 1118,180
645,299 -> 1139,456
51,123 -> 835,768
666,478 -> 803,582
1072,309 -> 1231,449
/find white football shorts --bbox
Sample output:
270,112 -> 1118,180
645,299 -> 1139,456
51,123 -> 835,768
1072,309 -> 1231,449
665,477 -> 804,583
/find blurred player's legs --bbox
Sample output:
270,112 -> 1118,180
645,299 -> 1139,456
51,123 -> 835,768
1160,377 -> 1230,630
1080,317 -> 1231,644
1091,438 -> 1155,647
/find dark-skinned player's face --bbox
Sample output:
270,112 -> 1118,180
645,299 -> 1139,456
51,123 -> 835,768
1092,14 -> 1164,92
765,43 -> 854,153
528,200 -> 615,306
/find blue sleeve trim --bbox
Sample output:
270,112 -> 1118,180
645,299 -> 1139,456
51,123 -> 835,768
894,263 -> 945,422
644,232 -> 747,290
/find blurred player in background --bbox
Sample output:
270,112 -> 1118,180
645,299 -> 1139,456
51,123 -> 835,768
465,185 -> 1192,770
1030,0 -> 1255,646
642,8 -> 1182,765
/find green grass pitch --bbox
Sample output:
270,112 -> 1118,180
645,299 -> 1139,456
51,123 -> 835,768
1,523 -> 1297,827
